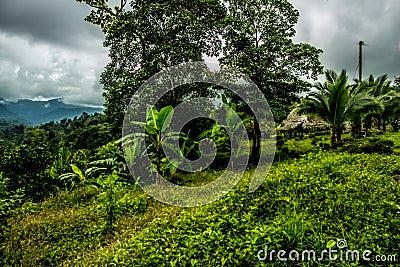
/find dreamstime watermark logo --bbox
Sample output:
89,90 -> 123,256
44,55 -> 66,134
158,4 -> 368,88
336,238 -> 347,249
122,61 -> 276,207
257,239 -> 397,263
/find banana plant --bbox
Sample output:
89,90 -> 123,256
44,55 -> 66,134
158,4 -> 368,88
48,147 -> 72,180
123,106 -> 196,183
58,163 -> 106,190
90,170 -> 121,233
199,94 -> 251,168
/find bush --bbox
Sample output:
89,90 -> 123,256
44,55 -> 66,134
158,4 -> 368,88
1,144 -> 56,200
275,138 -> 316,162
2,152 -> 400,266
116,193 -> 148,215
311,138 -> 317,146
341,137 -> 394,154
363,139 -> 394,154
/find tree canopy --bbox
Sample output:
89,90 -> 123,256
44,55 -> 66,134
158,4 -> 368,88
76,0 -> 323,134
221,0 -> 323,121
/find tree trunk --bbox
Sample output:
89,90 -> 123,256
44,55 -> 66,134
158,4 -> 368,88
336,128 -> 342,145
331,129 -> 336,147
364,117 -> 372,136
351,122 -> 361,138
383,119 -> 387,132
392,122 -> 399,132
251,119 -> 261,165
351,115 -> 362,138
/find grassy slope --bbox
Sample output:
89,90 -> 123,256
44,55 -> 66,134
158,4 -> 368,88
3,137 -> 400,266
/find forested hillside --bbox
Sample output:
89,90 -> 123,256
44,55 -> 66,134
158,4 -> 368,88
1,0 -> 399,266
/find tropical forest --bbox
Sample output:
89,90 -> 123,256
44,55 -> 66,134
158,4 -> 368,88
0,0 -> 399,266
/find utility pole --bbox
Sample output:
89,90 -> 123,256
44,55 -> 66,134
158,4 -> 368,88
358,41 -> 365,82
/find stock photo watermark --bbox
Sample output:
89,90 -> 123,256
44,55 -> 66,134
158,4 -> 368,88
257,239 -> 397,263
122,61 -> 276,207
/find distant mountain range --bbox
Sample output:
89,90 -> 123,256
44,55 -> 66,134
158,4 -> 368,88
0,98 -> 103,125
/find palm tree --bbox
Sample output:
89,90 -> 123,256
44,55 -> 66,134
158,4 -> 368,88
297,70 -> 376,147
361,74 -> 399,132
394,76 -> 400,88
348,80 -> 380,137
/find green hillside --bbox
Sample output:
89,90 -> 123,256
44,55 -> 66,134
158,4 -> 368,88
1,0 -> 400,266
2,148 -> 399,266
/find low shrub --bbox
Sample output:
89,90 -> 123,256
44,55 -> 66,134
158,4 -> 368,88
116,193 -> 148,215
341,137 -> 394,154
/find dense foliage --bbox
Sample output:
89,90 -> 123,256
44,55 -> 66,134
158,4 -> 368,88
76,0 -> 322,135
1,1 -> 399,266
0,113 -> 115,201
297,70 -> 400,147
2,149 -> 399,266
221,0 -> 323,122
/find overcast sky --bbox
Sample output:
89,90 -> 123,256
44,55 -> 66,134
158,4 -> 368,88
0,0 -> 399,106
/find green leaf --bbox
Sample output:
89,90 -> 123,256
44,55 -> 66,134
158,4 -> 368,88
326,240 -> 336,248
70,164 -> 85,182
158,106 -> 174,131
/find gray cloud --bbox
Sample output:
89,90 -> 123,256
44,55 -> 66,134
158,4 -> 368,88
0,0 -> 108,106
0,0 -> 399,107
292,0 -> 400,81
0,0 -> 104,49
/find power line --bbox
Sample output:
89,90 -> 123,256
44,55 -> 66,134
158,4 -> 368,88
363,42 -> 400,52
353,40 -> 400,82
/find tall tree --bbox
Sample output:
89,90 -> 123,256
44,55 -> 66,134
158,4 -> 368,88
221,0 -> 323,121
77,0 -> 226,135
220,0 -> 323,159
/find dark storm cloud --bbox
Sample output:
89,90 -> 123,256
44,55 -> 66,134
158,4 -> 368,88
0,0 -> 103,49
0,0 -> 399,106
0,0 -> 109,106
292,0 -> 400,81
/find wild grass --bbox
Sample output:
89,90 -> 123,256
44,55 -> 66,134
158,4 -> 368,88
2,143 -> 400,266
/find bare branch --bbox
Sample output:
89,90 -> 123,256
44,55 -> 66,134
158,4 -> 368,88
77,0 -> 116,16
120,0 -> 128,11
